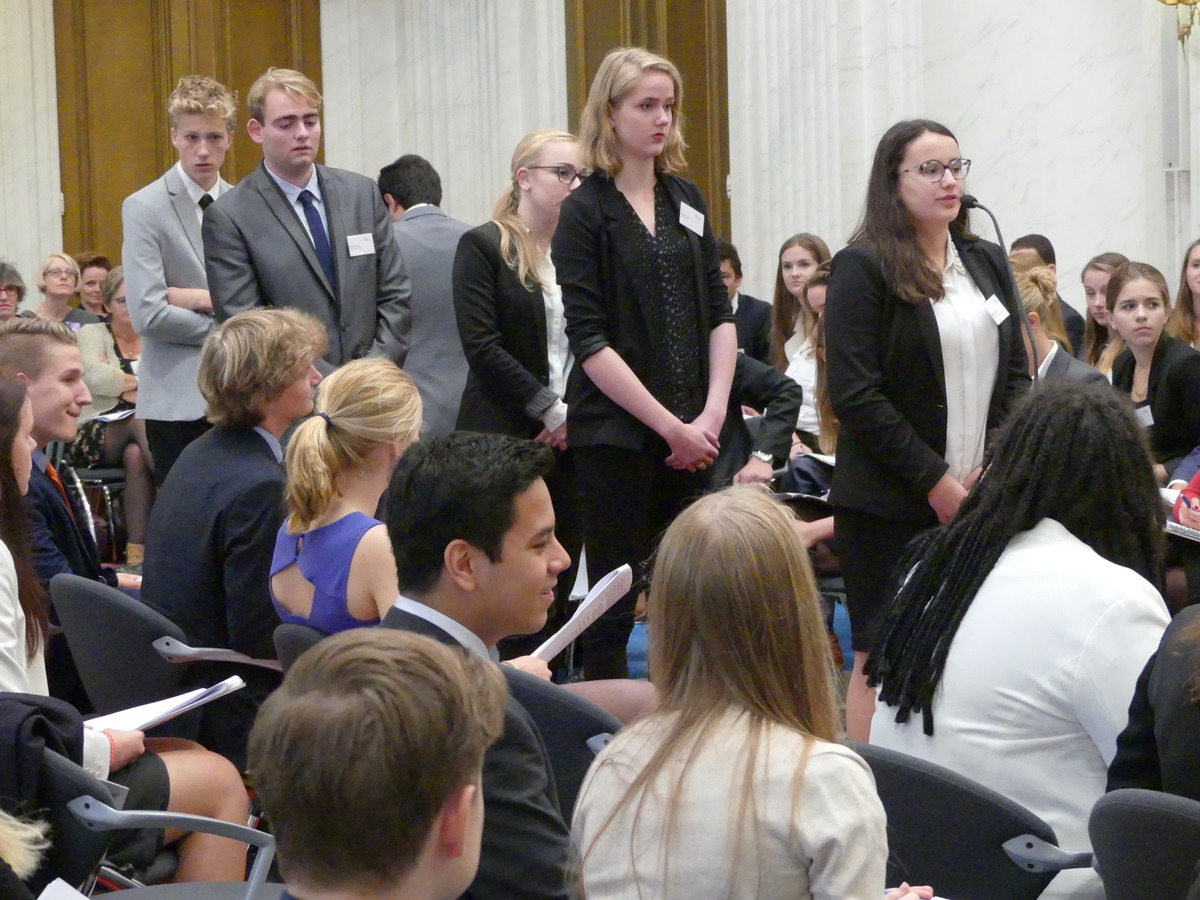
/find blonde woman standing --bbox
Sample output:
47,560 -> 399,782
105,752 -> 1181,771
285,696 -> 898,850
553,47 -> 737,679
454,128 -> 585,648
271,358 -> 422,632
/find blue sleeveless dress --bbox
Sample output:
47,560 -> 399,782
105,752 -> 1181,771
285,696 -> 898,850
270,511 -> 382,634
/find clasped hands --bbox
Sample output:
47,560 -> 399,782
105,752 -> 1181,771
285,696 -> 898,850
664,410 -> 722,473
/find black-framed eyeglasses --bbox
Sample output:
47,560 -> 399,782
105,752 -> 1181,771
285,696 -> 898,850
527,165 -> 588,185
898,158 -> 972,182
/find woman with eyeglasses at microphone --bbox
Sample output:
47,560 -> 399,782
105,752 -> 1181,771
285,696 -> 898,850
824,119 -> 1029,740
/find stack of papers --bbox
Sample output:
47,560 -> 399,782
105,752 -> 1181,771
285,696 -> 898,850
85,675 -> 245,732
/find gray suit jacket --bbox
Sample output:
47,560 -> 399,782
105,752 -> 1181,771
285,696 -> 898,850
391,205 -> 472,435
122,165 -> 229,421
203,162 -> 412,371
1043,342 -> 1109,387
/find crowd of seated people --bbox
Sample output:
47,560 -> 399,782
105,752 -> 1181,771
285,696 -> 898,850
10,41 -> 1200,897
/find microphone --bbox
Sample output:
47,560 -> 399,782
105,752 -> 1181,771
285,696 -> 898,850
962,194 -> 1039,383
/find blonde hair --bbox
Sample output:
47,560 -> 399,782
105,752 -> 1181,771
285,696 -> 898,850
1015,265 -> 1071,353
284,358 -> 422,532
36,253 -> 80,294
167,74 -> 238,131
1169,238 -> 1200,346
578,47 -> 686,176
199,309 -> 327,427
814,317 -> 838,454
0,809 -> 49,880
247,67 -> 322,123
579,487 -> 839,892
492,129 -> 576,292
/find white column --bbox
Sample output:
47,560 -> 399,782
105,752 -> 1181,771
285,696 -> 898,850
0,1 -> 62,294
321,0 -> 568,226
726,0 -> 922,301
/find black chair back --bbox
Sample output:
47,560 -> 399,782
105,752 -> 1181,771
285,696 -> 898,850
33,749 -> 118,892
1090,788 -> 1200,899
273,623 -> 327,673
50,573 -> 188,713
851,741 -> 1074,899
503,667 -> 620,822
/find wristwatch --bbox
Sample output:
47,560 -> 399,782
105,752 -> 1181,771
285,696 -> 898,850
751,450 -> 774,465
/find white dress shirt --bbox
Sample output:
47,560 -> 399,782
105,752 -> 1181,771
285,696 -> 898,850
931,235 -> 998,482
539,253 -> 573,432
392,595 -> 495,661
176,161 -> 226,224
784,330 -> 819,435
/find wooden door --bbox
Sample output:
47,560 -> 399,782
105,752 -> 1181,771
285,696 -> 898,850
53,0 -> 322,262
565,0 -> 730,237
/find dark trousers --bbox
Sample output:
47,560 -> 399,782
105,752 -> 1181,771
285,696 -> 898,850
574,444 -> 710,679
145,418 -> 211,488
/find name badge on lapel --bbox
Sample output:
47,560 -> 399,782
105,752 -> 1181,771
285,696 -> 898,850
983,295 -> 1009,326
347,233 -> 375,257
678,202 -> 704,236
1136,405 -> 1155,427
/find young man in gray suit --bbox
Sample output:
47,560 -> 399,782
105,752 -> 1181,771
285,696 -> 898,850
380,154 -> 471,435
203,67 -> 412,373
122,75 -> 236,484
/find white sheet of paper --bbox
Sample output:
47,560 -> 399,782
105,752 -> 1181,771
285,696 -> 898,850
983,294 -> 1009,325
346,232 -> 375,257
532,565 -> 632,662
85,675 -> 245,732
678,201 -> 704,236
38,878 -> 89,899
1136,404 -> 1155,427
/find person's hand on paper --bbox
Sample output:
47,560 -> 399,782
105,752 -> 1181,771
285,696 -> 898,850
504,656 -> 552,680
884,883 -> 934,900
102,729 -> 146,771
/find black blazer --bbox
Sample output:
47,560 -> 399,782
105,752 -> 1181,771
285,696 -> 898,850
1111,335 -> 1200,474
553,173 -> 733,452
734,292 -> 772,365
825,236 -> 1030,522
142,426 -> 284,660
454,222 -> 553,437
25,461 -> 114,587
380,607 -> 570,900
712,355 -> 803,486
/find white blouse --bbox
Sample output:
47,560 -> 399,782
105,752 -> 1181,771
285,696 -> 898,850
784,332 -> 820,435
931,236 -> 998,482
539,253 -> 573,432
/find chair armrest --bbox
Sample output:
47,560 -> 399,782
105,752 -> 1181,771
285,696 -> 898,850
153,636 -> 283,672
1003,834 -> 1093,873
69,795 -> 275,894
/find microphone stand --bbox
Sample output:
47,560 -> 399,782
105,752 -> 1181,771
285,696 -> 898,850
961,193 -> 1039,384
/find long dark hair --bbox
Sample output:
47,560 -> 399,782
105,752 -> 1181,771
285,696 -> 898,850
0,373 -> 48,660
769,233 -> 831,370
850,119 -> 973,306
1169,238 -> 1200,347
867,381 -> 1163,734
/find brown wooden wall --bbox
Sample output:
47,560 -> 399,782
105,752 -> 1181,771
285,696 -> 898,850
54,0 -> 322,262
564,0 -> 730,237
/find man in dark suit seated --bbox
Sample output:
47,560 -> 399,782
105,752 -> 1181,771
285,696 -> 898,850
141,308 -> 326,764
718,239 -> 771,365
381,431 -> 576,900
710,354 -> 803,487
249,628 -> 507,900
0,318 -> 142,705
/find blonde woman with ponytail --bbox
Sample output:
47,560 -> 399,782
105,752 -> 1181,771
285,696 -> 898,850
1014,267 -> 1107,385
452,128 -> 584,650
271,358 -> 422,632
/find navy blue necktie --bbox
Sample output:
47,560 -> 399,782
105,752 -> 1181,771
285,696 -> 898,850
298,189 -> 336,290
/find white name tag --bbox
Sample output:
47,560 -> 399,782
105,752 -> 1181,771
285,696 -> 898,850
678,201 -> 704,236
1136,404 -> 1155,427
983,294 -> 1010,326
347,233 -> 375,257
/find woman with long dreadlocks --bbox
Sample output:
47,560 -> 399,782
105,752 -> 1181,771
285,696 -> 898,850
867,381 -> 1169,900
